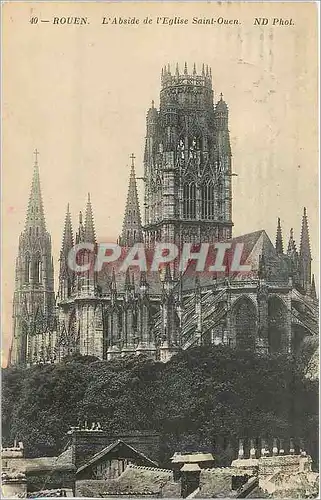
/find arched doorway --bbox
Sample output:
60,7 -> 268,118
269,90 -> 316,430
233,297 -> 257,350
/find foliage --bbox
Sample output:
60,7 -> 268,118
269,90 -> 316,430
2,348 -> 318,466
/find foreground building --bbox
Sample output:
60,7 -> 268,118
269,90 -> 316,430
2,430 -> 319,498
9,64 -> 318,366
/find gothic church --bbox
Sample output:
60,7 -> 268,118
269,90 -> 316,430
10,64 -> 318,366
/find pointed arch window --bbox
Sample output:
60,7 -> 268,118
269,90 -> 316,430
33,252 -> 41,284
25,253 -> 31,283
183,182 -> 196,219
201,181 -> 215,220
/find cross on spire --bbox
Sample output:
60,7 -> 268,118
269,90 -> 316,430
34,148 -> 40,166
130,153 -> 135,167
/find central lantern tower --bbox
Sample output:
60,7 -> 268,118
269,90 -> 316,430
143,63 -> 233,247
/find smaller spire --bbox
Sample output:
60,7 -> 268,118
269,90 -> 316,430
184,62 -> 188,75
311,274 -> 317,299
151,100 -> 154,109
167,63 -> 171,74
299,207 -> 311,259
176,63 -> 179,76
220,92 -> 223,100
299,207 -> 312,291
275,217 -> 284,254
209,67 -> 212,78
202,63 -> 205,76
76,210 -> 85,243
84,193 -> 96,244
193,63 -> 196,75
61,203 -> 74,252
206,64 -> 209,76
287,228 -> 297,254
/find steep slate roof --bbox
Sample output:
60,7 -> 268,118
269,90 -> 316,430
76,439 -> 158,475
181,229 -> 290,292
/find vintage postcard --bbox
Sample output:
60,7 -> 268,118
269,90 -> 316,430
1,1 -> 319,498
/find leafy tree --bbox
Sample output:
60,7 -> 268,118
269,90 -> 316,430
2,347 -> 318,468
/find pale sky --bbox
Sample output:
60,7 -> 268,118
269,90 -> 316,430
2,2 -> 319,364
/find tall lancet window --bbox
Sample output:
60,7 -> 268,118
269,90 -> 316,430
33,253 -> 41,284
201,181 -> 215,220
25,253 -> 30,283
183,182 -> 196,219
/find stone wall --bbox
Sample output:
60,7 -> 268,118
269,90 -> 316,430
196,468 -> 234,498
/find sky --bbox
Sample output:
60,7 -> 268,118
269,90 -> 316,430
2,2 -> 319,365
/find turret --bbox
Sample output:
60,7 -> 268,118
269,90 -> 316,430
214,93 -> 229,131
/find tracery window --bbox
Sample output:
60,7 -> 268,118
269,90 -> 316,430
183,182 -> 196,219
201,181 -> 215,219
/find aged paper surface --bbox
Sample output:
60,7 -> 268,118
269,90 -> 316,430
2,1 -> 319,498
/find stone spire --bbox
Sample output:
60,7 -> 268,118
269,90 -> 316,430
84,193 -> 96,244
287,228 -> 298,256
11,151 -> 55,366
275,217 -> 284,254
61,204 -> 74,254
25,149 -> 46,233
120,154 -> 143,247
299,207 -> 312,291
58,204 -> 74,300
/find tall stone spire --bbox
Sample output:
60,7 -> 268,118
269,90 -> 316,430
275,217 -> 284,254
120,154 -> 143,247
84,193 -> 96,244
299,207 -> 312,292
25,149 -> 46,233
11,151 -> 55,366
58,204 -> 74,300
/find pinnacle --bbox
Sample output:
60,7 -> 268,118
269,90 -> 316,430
275,217 -> 284,254
287,228 -> 297,255
84,194 -> 96,244
299,207 -> 311,259
61,204 -> 74,253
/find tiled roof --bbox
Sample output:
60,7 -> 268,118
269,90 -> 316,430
76,440 -> 158,475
